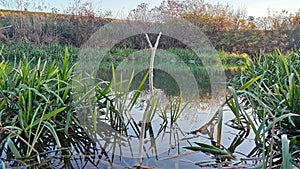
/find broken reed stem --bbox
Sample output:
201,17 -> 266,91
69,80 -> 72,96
138,32 -> 162,165
1,127 -> 41,164
145,32 -> 162,96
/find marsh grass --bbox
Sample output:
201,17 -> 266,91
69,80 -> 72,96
158,94 -> 187,126
184,50 -> 300,168
0,43 -> 78,65
76,65 -> 164,163
1,41 -> 290,168
0,48 -> 98,168
156,94 -> 190,155
94,65 -> 149,136
227,49 -> 300,167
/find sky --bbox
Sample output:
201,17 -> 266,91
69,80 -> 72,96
1,0 -> 300,18
99,0 -> 300,18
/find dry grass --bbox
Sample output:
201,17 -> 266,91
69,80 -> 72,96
0,9 -> 116,46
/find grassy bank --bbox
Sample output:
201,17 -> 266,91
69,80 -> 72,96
0,42 -> 250,73
0,42 -> 250,96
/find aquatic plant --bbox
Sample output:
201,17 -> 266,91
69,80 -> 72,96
228,49 -> 300,167
0,48 -> 97,167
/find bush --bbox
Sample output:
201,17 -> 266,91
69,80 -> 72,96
0,9 -> 114,46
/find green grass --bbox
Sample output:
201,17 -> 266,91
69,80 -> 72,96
0,42 -> 249,74
0,48 -> 96,165
0,42 -> 78,63
227,49 -> 300,168
99,47 -> 248,73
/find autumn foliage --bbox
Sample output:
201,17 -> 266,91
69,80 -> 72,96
0,0 -> 299,54
129,0 -> 300,54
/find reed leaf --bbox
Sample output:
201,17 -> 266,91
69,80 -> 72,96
7,138 -> 21,159
238,74 -> 262,90
43,121 -> 62,148
281,134 -> 292,169
265,113 -> 299,132
24,104 -> 66,131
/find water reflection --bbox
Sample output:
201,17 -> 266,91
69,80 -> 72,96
1,90 -> 258,169
72,88 -> 256,168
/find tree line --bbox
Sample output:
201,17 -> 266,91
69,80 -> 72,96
0,0 -> 299,54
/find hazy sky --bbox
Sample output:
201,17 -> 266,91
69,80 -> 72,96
3,0 -> 300,18
99,0 -> 300,18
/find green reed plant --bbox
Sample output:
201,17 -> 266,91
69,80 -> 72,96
159,95 -> 187,126
233,50 -> 300,129
184,74 -> 262,162
184,142 -> 235,160
94,65 -> 149,136
77,65 -> 152,163
0,48 -> 83,162
281,134 -> 293,169
158,94 -> 190,156
228,49 -> 300,167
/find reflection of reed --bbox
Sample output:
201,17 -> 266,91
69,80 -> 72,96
9,123 -> 109,168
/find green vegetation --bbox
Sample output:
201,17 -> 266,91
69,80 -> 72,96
0,49 -> 96,167
0,43 -> 249,73
214,50 -> 300,168
0,42 -> 78,62
0,0 -> 300,168
0,42 -> 250,97
1,39 -> 300,169
185,50 -> 300,168
94,66 -> 149,136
